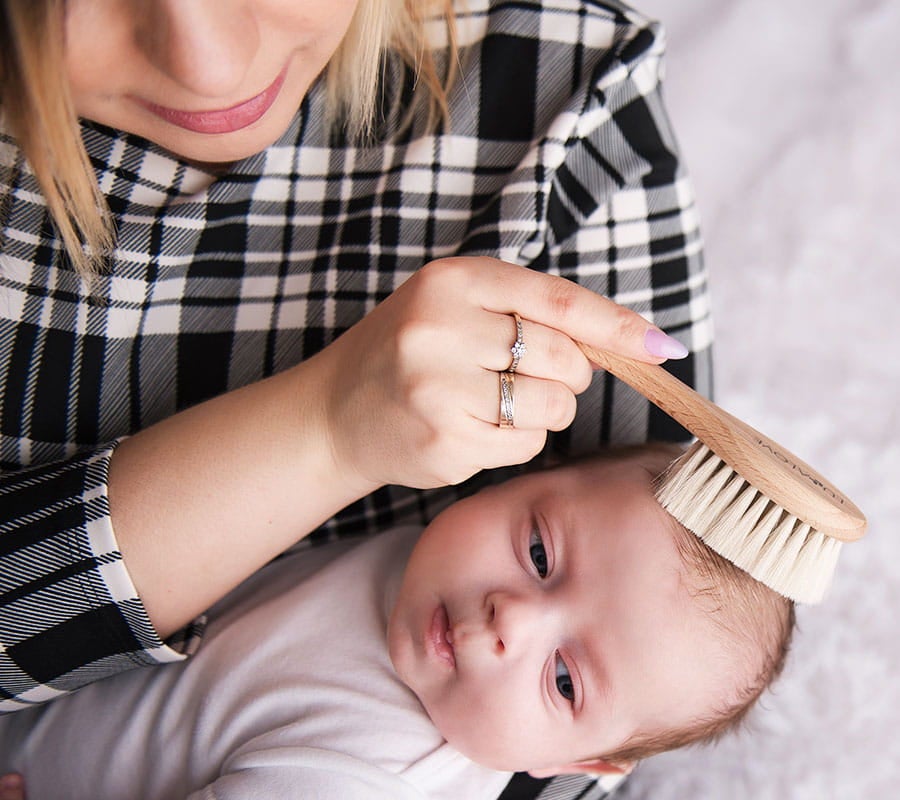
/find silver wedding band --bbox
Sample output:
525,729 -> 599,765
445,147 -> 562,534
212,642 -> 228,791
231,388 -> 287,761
508,312 -> 526,373
499,370 -> 516,429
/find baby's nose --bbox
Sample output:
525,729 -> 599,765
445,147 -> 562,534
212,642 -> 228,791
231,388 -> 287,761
484,591 -> 552,655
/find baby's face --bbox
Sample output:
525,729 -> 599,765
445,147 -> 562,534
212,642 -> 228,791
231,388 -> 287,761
388,458 -> 742,776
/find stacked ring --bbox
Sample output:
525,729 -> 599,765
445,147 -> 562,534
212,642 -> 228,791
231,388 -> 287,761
499,370 -> 516,428
508,312 -> 526,373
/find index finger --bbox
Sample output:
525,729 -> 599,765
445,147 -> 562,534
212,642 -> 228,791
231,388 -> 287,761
465,257 -> 689,364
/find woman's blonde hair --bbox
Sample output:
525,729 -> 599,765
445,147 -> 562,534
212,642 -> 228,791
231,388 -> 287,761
0,0 -> 458,278
330,0 -> 458,139
0,0 -> 114,277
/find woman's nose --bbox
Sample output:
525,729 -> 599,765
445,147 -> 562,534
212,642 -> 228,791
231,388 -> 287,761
135,0 -> 260,98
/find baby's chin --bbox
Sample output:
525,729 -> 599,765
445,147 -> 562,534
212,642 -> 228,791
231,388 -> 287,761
443,737 -> 524,772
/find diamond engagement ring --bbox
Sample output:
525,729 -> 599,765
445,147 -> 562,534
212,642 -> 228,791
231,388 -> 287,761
499,370 -> 516,428
508,313 -> 526,373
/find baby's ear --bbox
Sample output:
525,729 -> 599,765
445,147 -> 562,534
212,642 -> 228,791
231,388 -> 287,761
528,758 -> 635,779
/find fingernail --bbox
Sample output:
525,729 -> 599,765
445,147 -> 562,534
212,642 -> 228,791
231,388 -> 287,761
644,329 -> 688,360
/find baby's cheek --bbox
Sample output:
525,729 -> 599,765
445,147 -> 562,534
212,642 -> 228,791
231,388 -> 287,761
428,688 -> 528,771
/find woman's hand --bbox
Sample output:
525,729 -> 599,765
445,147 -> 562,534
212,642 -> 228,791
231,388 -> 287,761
322,256 -> 686,489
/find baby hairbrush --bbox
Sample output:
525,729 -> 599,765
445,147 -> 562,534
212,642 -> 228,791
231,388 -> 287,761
578,344 -> 866,603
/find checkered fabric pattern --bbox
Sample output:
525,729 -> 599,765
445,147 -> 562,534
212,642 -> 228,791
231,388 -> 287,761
499,770 -> 627,799
1,0 -> 710,796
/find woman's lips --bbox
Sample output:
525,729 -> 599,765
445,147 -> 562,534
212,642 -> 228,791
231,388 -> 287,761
136,65 -> 288,134
428,604 -> 456,669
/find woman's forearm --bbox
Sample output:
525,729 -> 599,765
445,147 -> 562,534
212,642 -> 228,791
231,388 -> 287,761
108,349 -> 378,639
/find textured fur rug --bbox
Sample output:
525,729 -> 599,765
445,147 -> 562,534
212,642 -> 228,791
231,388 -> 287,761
618,1 -> 900,798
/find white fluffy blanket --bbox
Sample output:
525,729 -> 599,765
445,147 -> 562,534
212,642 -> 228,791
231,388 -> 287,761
618,1 -> 900,798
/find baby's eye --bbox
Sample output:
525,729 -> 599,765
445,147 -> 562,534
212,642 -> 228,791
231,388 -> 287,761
529,527 -> 548,578
555,652 -> 575,703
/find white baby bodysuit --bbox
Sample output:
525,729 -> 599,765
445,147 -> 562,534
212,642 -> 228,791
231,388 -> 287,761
0,526 -> 512,800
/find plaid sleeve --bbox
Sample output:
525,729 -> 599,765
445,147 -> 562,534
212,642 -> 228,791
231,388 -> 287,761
0,444 -> 203,712
541,15 -> 713,453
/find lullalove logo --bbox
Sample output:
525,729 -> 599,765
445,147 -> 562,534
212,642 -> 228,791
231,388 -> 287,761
755,439 -> 843,504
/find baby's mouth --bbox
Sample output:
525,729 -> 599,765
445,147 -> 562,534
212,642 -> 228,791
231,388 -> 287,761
428,604 -> 456,669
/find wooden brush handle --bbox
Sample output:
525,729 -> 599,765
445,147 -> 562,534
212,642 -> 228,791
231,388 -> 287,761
579,344 -> 867,541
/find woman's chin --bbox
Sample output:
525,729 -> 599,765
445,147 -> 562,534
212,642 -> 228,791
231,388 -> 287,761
136,116 -> 294,165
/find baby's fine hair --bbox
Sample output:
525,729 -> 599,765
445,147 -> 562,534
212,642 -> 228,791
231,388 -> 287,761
586,443 -> 796,765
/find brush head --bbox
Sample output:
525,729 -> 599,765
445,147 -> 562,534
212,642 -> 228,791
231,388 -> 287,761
575,344 -> 865,602
656,442 -> 843,604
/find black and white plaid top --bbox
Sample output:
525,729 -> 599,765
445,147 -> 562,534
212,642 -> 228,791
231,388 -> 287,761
1,0 -> 709,793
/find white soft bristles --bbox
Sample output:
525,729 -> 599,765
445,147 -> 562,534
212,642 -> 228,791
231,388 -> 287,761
656,442 -> 842,603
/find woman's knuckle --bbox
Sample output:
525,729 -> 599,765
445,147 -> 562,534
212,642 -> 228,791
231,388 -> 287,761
543,280 -> 579,324
612,306 -> 646,341
394,316 -> 439,365
419,257 -> 468,288
417,258 -> 447,281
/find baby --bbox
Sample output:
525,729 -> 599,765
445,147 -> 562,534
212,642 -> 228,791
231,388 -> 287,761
0,445 -> 794,799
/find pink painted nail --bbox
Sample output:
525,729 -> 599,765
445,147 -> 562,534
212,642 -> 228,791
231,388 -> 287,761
644,329 -> 688,360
